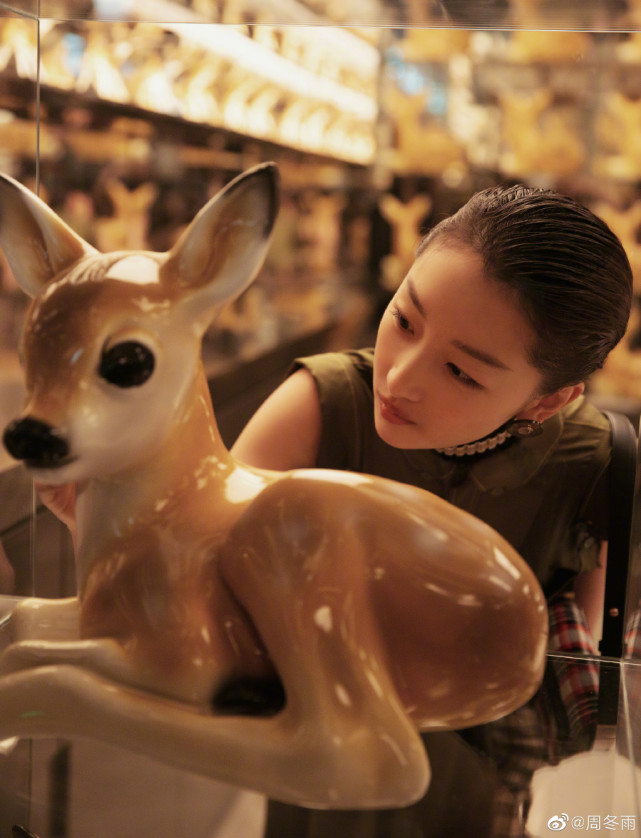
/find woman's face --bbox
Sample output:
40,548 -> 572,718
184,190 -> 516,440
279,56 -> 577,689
373,244 -> 546,450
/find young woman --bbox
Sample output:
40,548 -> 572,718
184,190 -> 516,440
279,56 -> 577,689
234,185 -> 630,602
231,184 -> 633,837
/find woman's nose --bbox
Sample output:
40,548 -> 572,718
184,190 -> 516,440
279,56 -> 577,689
387,352 -> 424,401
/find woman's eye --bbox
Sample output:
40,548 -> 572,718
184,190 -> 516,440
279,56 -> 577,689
447,363 -> 480,389
99,341 -> 155,388
391,306 -> 413,333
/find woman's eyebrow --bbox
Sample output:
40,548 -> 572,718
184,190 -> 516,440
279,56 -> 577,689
451,339 -> 511,371
406,278 -> 511,371
406,278 -> 426,315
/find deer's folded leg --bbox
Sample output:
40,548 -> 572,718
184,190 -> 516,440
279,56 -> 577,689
0,664 -> 425,809
8,597 -> 80,642
0,636 -> 216,707
217,482 -> 432,808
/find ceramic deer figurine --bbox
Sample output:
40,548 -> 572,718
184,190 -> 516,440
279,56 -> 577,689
0,164 -> 547,809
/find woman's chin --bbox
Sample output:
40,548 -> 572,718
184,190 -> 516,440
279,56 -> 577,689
374,416 -> 492,452
374,415 -> 426,450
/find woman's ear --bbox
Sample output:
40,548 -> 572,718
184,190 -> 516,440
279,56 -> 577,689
516,382 -> 585,423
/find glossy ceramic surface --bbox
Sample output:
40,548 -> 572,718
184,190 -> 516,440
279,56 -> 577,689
0,164 -> 547,808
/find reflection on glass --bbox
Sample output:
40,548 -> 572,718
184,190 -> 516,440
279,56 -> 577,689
30,0 -> 641,29
526,658 -> 639,836
0,2 -> 641,836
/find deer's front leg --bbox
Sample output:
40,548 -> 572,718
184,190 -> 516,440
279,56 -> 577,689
7,596 -> 80,642
0,635 -> 133,683
219,483 -> 430,808
0,662 -> 409,809
1,596 -> 82,673
0,596 -> 185,700
0,633 -> 216,707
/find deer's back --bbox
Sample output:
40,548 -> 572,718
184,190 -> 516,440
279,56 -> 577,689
220,470 -> 548,730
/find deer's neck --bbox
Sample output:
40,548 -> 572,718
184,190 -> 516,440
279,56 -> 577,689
74,368 -> 258,590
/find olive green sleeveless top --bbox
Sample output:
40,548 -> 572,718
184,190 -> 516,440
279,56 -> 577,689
293,348 -> 611,595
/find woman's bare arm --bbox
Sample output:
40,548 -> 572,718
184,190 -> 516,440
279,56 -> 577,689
231,369 -> 322,470
35,481 -> 77,549
0,541 -> 15,594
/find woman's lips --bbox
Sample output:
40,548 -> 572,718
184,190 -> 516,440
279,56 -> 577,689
378,395 -> 414,426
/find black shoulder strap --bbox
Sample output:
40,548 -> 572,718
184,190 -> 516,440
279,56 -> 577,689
600,410 -> 637,658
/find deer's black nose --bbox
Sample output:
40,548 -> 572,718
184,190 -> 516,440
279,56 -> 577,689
3,417 -> 69,466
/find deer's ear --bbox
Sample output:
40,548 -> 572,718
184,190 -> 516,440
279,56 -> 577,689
162,162 -> 279,309
0,174 -> 96,297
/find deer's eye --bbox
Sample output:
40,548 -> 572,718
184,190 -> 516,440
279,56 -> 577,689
99,341 -> 155,388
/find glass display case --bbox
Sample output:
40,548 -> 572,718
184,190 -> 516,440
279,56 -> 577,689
1,1 -> 641,836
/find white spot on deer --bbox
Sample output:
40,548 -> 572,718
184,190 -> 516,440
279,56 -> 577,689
105,255 -> 159,285
224,467 -> 268,504
366,670 -> 384,698
456,593 -> 482,607
335,684 -> 352,707
314,605 -> 333,633
425,681 -> 452,699
494,546 -> 522,580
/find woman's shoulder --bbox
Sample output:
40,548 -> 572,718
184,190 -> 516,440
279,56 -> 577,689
295,348 -> 375,389
562,395 -> 612,434
293,348 -> 376,471
293,348 -> 375,418
558,396 -> 613,462
469,396 -> 610,495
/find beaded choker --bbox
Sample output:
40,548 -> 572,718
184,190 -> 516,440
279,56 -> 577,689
435,418 -> 542,458
435,428 -> 512,458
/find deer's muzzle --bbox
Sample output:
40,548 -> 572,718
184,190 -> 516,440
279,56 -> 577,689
3,417 -> 71,468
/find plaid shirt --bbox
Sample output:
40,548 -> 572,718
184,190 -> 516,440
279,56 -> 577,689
485,593 -> 600,838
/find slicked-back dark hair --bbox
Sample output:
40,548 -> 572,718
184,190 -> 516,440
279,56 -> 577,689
416,185 -> 633,393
